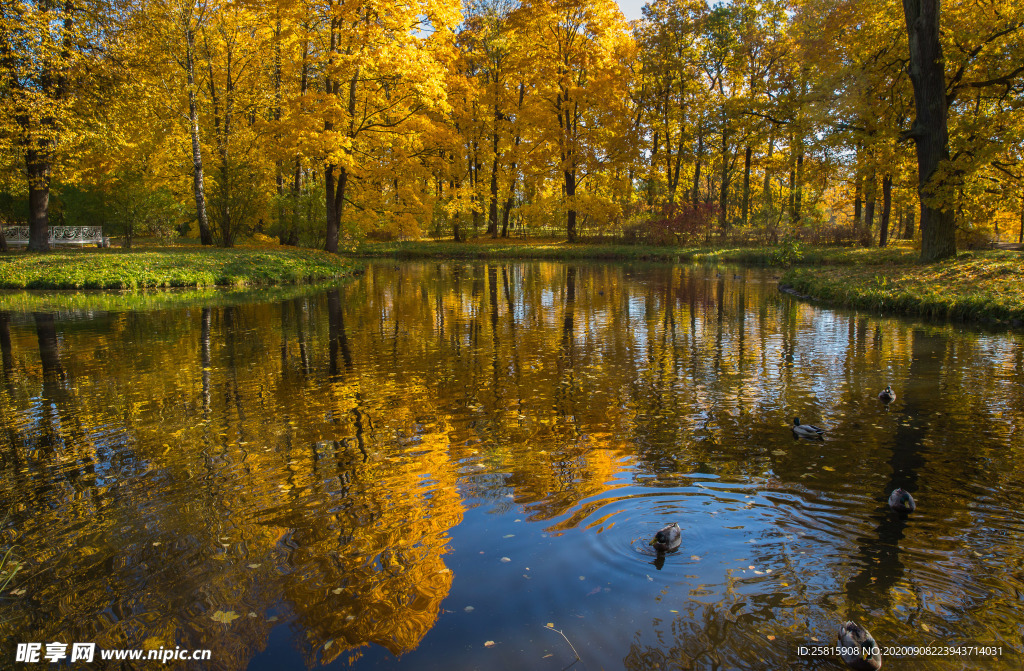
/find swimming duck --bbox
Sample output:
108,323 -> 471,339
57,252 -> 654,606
837,621 -> 882,670
792,417 -> 825,439
888,488 -> 916,513
878,386 -> 895,404
649,522 -> 681,552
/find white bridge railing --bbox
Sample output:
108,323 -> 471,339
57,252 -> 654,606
3,226 -> 109,247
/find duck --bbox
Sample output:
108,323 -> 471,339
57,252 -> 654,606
888,488 -> 916,513
837,621 -> 882,670
649,522 -> 681,553
878,385 -> 896,404
792,417 -> 825,439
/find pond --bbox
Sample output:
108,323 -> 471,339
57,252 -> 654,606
1,261 -> 1022,670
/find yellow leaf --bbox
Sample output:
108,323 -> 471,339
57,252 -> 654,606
211,610 -> 240,624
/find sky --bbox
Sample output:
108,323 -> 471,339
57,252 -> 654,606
617,0 -> 647,21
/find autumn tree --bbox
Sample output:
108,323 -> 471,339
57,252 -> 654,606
512,0 -> 635,242
0,0 -> 105,251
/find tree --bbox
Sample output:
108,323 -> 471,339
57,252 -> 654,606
512,0 -> 635,242
300,0 -> 459,253
0,1 -> 101,251
902,0 -> 955,260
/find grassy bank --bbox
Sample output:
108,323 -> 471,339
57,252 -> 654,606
0,282 -> 348,314
352,238 -> 917,266
0,247 -> 359,290
781,251 -> 1024,325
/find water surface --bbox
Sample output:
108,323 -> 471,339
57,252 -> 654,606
1,261 -> 1022,669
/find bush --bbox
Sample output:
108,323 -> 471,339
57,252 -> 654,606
622,202 -> 718,245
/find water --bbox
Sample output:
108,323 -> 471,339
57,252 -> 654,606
1,261 -> 1022,670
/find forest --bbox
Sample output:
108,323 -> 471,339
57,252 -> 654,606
1,0 -> 1023,260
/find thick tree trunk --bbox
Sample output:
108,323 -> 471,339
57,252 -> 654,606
325,165 -> 346,253
903,0 -> 956,261
26,147 -> 50,252
1018,194 -> 1024,244
564,169 -> 577,242
879,173 -> 893,247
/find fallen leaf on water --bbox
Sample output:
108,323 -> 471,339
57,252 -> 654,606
500,557 -> 510,563
248,564 -> 261,569
823,466 -> 836,472
547,622 -> 554,628
690,555 -> 700,561
268,616 -> 278,622
484,641 -> 495,648
503,534 -> 515,539
332,588 -> 343,594
921,623 -> 930,632
767,635 -> 776,641
325,640 -> 333,650
465,606 -> 474,612
211,610 -> 240,624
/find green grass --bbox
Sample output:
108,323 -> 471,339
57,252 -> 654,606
0,282 -> 352,314
0,247 -> 359,290
781,251 -> 1024,324
351,239 -> 919,266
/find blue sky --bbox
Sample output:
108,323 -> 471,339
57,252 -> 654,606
617,0 -> 647,21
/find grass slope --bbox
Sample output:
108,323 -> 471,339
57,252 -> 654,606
0,247 -> 359,290
782,251 -> 1024,324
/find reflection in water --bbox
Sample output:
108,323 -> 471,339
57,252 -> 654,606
1,261 -> 1023,670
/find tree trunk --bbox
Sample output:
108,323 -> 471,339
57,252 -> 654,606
185,25 -> 213,246
905,208 -> 916,239
864,168 -> 876,246
741,144 -> 752,227
565,169 -> 577,242
488,105 -> 500,238
692,129 -> 704,207
325,165 -> 346,253
451,178 -> 464,242
903,0 -> 956,261
761,136 -> 774,219
879,173 -> 893,247
792,152 -> 804,226
718,126 -> 730,232
854,172 -> 863,231
26,146 -> 50,252
1019,194 -> 1024,244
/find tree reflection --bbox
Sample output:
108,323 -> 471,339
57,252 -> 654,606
1,264 -> 1023,669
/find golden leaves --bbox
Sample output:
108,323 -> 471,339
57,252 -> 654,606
210,610 -> 240,624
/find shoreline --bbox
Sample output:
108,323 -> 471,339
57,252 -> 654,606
3,242 -> 1020,329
